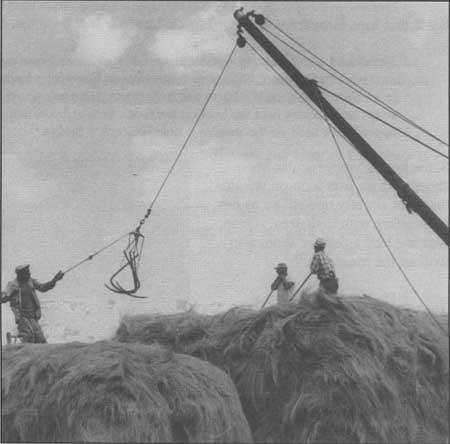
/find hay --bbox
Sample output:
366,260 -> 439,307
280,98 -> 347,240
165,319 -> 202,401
116,306 -> 257,361
1,341 -> 252,443
116,310 -> 212,348
115,293 -> 449,443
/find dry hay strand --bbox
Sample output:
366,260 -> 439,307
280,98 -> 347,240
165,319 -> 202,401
115,292 -> 448,443
1,340 -> 251,443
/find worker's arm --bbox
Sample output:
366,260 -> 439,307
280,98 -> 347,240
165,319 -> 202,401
310,253 -> 320,274
1,282 -> 17,303
271,277 -> 281,291
33,279 -> 56,292
32,271 -> 64,292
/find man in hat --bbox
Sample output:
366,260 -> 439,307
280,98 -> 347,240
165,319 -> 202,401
270,263 -> 295,305
310,238 -> 339,294
1,264 -> 64,343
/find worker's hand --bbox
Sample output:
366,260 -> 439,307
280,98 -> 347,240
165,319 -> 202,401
277,269 -> 288,278
53,271 -> 64,282
271,276 -> 281,290
35,308 -> 42,321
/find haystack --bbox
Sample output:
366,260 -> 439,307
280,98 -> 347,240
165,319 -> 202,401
115,293 -> 449,443
1,341 -> 252,443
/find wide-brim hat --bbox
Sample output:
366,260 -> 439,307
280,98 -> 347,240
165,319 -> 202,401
15,264 -> 30,273
274,262 -> 287,270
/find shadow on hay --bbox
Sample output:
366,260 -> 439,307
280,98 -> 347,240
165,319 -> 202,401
115,293 -> 449,443
1,341 -> 251,443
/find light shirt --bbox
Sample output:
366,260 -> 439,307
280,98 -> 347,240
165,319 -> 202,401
276,276 -> 295,305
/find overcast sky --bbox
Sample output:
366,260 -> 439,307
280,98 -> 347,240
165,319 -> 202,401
2,2 -> 448,341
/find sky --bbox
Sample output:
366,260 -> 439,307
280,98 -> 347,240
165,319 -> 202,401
1,2 -> 448,342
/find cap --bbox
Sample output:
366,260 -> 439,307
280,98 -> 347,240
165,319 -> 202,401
274,262 -> 288,270
314,238 -> 326,248
15,264 -> 30,273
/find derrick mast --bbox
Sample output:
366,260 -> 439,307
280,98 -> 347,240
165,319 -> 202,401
234,8 -> 448,246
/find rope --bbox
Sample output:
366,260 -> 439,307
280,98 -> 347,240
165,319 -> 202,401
247,41 -> 447,165
318,85 -> 448,159
135,43 -> 237,232
311,84 -> 448,335
246,41 -> 350,143
246,40 -> 447,333
264,18 -> 449,148
246,42 -> 324,119
63,232 -> 129,274
62,44 -> 237,276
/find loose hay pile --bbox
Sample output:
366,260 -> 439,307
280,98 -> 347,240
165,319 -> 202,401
115,293 -> 449,443
1,341 -> 251,443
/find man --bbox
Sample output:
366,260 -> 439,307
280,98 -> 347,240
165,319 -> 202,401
1,264 -> 64,343
271,263 -> 295,305
310,238 -> 339,294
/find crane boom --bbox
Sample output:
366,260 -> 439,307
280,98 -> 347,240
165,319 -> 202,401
234,8 -> 448,246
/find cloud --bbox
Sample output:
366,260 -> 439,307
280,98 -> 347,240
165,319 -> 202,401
75,13 -> 135,65
150,3 -> 238,72
2,153 -> 57,206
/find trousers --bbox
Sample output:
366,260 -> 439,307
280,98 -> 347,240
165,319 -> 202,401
319,277 -> 339,294
17,315 -> 47,343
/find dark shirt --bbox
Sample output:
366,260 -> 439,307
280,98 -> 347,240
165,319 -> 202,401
19,284 -> 37,312
2,277 -> 56,323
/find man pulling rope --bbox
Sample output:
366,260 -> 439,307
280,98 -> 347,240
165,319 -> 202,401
1,264 -> 64,343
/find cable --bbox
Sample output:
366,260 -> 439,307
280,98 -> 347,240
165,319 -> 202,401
250,39 -> 447,161
247,33 -> 447,333
135,44 -> 238,232
246,38 -> 447,328
318,85 -> 448,159
262,23 -> 446,149
246,41 -> 351,144
246,42 -> 324,120
264,18 -> 449,148
63,45 -> 237,276
63,232 -> 129,275
311,84 -> 448,335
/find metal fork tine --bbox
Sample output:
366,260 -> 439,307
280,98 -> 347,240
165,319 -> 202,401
105,230 -> 146,297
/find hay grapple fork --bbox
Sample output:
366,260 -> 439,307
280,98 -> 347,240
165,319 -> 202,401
105,230 -> 147,298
